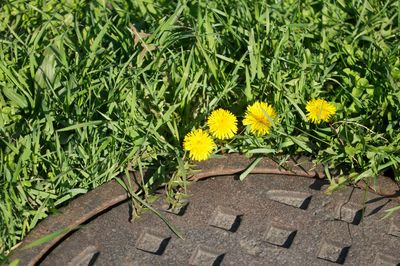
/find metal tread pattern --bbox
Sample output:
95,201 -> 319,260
40,174 -> 400,266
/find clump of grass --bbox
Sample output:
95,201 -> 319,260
1,0 -> 399,259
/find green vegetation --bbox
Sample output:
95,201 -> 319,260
1,0 -> 399,258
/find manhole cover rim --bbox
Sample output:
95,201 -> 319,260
8,154 -> 399,265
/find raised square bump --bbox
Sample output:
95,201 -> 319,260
317,240 -> 350,264
266,190 -> 312,209
373,253 -> 399,266
189,246 -> 225,266
336,202 -> 364,225
136,231 -> 170,255
388,218 -> 400,238
208,206 -> 242,232
67,245 -> 99,266
163,200 -> 189,216
264,224 -> 297,248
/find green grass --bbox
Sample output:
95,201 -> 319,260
1,0 -> 399,259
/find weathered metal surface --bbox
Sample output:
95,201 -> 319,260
9,155 -> 400,265
39,174 -> 399,265
7,174 -> 140,266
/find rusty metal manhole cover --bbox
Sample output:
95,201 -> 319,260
10,156 -> 400,265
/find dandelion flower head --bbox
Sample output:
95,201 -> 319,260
207,108 -> 238,140
183,129 -> 215,161
242,101 -> 277,136
306,98 -> 336,124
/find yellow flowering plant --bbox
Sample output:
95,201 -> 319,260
242,101 -> 278,136
207,108 -> 238,140
183,129 -> 215,161
306,99 -> 336,124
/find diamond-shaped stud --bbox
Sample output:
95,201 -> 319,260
163,200 -> 189,216
388,218 -> 400,238
373,253 -> 399,266
264,224 -> 297,248
136,231 -> 171,255
189,246 -> 225,266
266,190 -> 312,209
317,239 -> 350,264
336,202 -> 364,225
239,238 -> 263,256
67,245 -> 99,266
208,206 -> 242,232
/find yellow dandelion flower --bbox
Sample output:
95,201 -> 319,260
306,98 -> 336,124
243,101 -> 278,136
183,129 -> 215,161
207,108 -> 238,140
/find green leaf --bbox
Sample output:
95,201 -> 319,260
8,259 -> 20,266
288,136 -> 312,153
240,157 -> 262,181
115,177 -> 183,239
382,205 -> 400,219
35,48 -> 57,88
56,121 -> 103,132
247,148 -> 275,155
2,87 -> 28,109
22,226 -> 79,250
